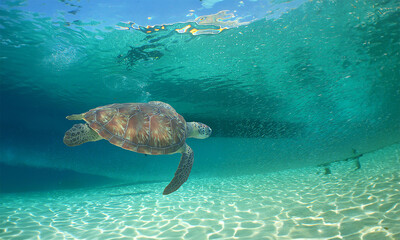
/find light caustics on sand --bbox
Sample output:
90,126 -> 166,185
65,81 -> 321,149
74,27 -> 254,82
1,144 -> 399,239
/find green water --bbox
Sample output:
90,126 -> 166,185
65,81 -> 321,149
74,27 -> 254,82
1,0 -> 399,181
1,0 -> 400,239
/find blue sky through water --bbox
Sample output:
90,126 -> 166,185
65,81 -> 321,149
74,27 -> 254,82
14,0 -> 305,28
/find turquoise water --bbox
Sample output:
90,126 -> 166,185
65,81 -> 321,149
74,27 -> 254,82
1,144 -> 400,239
1,0 -> 400,239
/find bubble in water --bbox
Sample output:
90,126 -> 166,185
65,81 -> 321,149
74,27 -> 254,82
103,74 -> 151,101
103,74 -> 130,91
43,45 -> 81,71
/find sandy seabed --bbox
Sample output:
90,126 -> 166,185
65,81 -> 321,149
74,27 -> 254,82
1,144 -> 399,240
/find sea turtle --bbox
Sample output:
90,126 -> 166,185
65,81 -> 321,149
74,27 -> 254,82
63,101 -> 212,195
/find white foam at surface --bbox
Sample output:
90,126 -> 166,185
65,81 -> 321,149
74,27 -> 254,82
0,143 -> 399,239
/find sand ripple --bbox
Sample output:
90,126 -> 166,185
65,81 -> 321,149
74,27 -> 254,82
1,144 -> 399,239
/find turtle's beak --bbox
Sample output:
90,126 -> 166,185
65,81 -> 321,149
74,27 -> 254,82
206,126 -> 212,137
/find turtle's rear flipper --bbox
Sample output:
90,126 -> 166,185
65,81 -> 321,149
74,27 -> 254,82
63,123 -> 102,147
163,144 -> 193,195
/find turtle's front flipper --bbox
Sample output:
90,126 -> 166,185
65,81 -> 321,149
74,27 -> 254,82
63,123 -> 102,147
163,144 -> 194,195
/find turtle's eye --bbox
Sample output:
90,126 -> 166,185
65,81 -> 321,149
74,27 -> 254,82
198,124 -> 212,137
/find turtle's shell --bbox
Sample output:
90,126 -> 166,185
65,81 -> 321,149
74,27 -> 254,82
82,102 -> 186,155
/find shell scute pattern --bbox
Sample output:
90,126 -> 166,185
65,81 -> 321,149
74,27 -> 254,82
99,128 -> 113,140
138,103 -> 160,115
109,136 -> 124,147
122,141 -> 138,152
118,103 -> 140,117
171,117 -> 186,144
160,107 -> 179,119
96,108 -> 117,125
83,102 -> 186,154
108,112 -> 128,138
125,112 -> 150,144
149,114 -> 173,148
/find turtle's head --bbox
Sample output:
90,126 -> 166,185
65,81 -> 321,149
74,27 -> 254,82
187,122 -> 212,139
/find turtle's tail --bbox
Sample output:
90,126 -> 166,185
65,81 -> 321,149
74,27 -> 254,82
66,113 -> 84,120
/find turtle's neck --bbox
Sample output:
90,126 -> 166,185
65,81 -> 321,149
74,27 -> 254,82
186,122 -> 196,138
